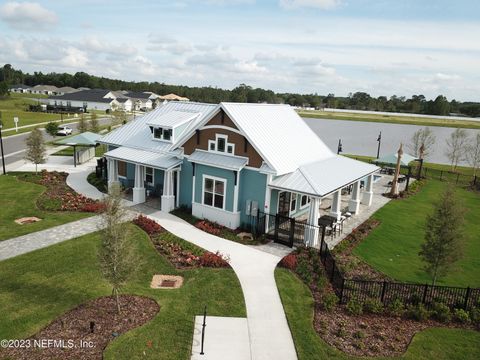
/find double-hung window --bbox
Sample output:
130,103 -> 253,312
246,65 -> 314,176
208,134 -> 235,155
300,194 -> 310,208
145,167 -> 153,185
203,176 -> 226,209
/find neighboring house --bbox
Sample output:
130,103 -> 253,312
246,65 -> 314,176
124,91 -> 159,110
56,86 -> 79,95
9,84 -> 31,93
48,89 -> 120,111
158,93 -> 190,102
99,102 -> 378,233
30,85 -> 59,95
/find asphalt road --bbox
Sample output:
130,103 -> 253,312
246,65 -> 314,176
1,117 -> 112,167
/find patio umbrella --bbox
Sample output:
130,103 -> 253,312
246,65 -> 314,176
376,152 -> 416,166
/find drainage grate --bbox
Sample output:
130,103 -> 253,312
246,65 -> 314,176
160,280 -> 177,288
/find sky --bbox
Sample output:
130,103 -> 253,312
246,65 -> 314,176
0,0 -> 479,101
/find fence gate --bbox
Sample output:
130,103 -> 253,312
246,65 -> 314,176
273,214 -> 295,247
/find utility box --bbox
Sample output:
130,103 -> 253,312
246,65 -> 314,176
251,201 -> 258,217
245,200 -> 252,216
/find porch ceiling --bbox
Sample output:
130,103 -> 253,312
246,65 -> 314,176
104,146 -> 182,170
269,155 -> 379,198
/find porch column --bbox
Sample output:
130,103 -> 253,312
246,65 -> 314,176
161,170 -> 175,212
132,164 -> 146,204
107,158 -> 119,188
349,180 -> 361,214
362,174 -> 374,206
233,170 -> 240,213
329,190 -> 342,220
264,175 -> 272,232
306,197 -> 321,248
176,169 -> 181,208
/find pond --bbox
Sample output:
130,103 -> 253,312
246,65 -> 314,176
304,118 -> 480,166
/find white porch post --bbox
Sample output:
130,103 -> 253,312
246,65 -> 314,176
132,164 -> 146,204
176,169 -> 180,208
264,175 -> 272,232
349,181 -> 361,214
233,170 -> 240,213
329,190 -> 342,220
107,158 -> 119,188
362,174 -> 374,206
306,197 -> 321,247
161,170 -> 175,212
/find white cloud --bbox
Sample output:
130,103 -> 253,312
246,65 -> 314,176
0,2 -> 58,30
81,36 -> 137,57
279,0 -> 342,10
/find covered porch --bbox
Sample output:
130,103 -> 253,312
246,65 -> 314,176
104,147 -> 182,212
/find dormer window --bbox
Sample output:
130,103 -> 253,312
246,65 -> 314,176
152,127 -> 172,142
208,134 -> 235,155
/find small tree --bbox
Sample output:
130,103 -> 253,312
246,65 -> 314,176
77,113 -> 89,133
45,122 -> 58,138
466,133 -> 480,177
419,186 -> 465,286
89,112 -> 100,133
445,128 -> 468,171
24,128 -> 46,174
98,184 -> 138,314
408,127 -> 436,159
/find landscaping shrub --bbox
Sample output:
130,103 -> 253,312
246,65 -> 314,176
133,215 -> 163,235
470,307 -> 480,328
195,219 -> 222,235
316,274 -> 328,293
387,298 -> 405,317
321,293 -> 339,312
296,257 -> 313,285
431,302 -> 452,323
280,253 -> 297,270
346,299 -> 363,316
405,303 -> 430,322
199,251 -> 230,268
82,202 -> 106,213
363,298 -> 384,314
453,308 -> 471,324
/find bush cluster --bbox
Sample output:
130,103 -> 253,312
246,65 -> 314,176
280,253 -> 297,270
199,251 -> 230,268
133,215 -> 163,235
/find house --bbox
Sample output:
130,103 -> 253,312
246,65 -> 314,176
30,85 -> 59,95
158,93 -> 190,102
56,86 -> 79,95
99,102 -> 379,241
9,84 -> 31,93
48,89 -> 124,111
123,91 -> 159,110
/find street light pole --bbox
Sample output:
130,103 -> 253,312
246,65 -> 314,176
337,139 -> 343,154
376,131 -> 382,159
0,122 -> 6,175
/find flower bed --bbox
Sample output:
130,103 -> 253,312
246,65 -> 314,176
18,170 -> 103,213
279,247 -> 480,357
133,215 -> 230,269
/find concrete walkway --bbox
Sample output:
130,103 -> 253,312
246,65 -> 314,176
134,205 -> 297,360
66,167 -> 105,201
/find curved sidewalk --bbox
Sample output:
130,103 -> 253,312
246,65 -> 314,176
135,205 -> 297,360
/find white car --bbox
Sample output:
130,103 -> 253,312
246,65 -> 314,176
56,126 -> 73,136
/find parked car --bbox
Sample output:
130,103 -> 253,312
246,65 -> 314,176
56,126 -> 73,136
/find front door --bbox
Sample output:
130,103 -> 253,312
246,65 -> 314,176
278,191 -> 291,217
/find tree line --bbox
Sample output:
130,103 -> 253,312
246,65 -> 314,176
1,64 -> 479,117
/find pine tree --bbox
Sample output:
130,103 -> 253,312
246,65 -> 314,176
24,128 -> 46,174
419,185 -> 465,286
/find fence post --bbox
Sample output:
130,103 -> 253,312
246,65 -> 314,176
319,228 -> 325,261
464,287 -> 471,309
289,217 -> 295,247
456,173 -> 460,185
474,176 -> 477,185
380,281 -> 387,303
440,170 -> 443,181
200,305 -> 207,355
422,283 -> 429,304
339,278 -> 345,304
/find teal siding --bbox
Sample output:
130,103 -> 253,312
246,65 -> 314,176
194,164 -> 235,212
239,169 -> 267,226
179,159 -> 193,206
270,189 -> 279,214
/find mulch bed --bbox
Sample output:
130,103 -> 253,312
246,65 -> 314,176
313,305 -> 472,357
0,295 -> 159,360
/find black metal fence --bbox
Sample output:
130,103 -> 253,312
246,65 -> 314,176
421,167 -> 477,187
318,236 -> 480,310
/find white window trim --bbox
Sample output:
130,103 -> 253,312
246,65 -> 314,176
144,166 -> 154,186
201,174 -> 227,210
289,192 -> 297,215
300,194 -> 310,210
152,126 -> 174,143
208,134 -> 235,155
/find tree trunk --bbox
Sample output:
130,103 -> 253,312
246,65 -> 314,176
114,288 -> 121,314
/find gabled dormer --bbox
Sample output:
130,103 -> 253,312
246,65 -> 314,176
146,110 -> 199,143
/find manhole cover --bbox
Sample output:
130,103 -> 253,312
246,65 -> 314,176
161,280 -> 176,287
150,275 -> 183,289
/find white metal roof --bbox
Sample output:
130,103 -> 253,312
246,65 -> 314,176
220,103 -> 335,176
270,155 -> 379,197
104,146 -> 182,170
187,150 -> 248,171
146,110 -> 200,128
99,101 -> 217,153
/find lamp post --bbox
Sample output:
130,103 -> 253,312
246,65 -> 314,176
0,120 -> 6,175
376,131 -> 382,159
337,139 -> 343,154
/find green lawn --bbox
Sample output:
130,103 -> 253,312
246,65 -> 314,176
0,225 -> 246,359
0,94 -> 59,129
0,174 -> 92,241
353,180 -> 480,287
298,110 -> 480,130
275,268 -> 480,360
